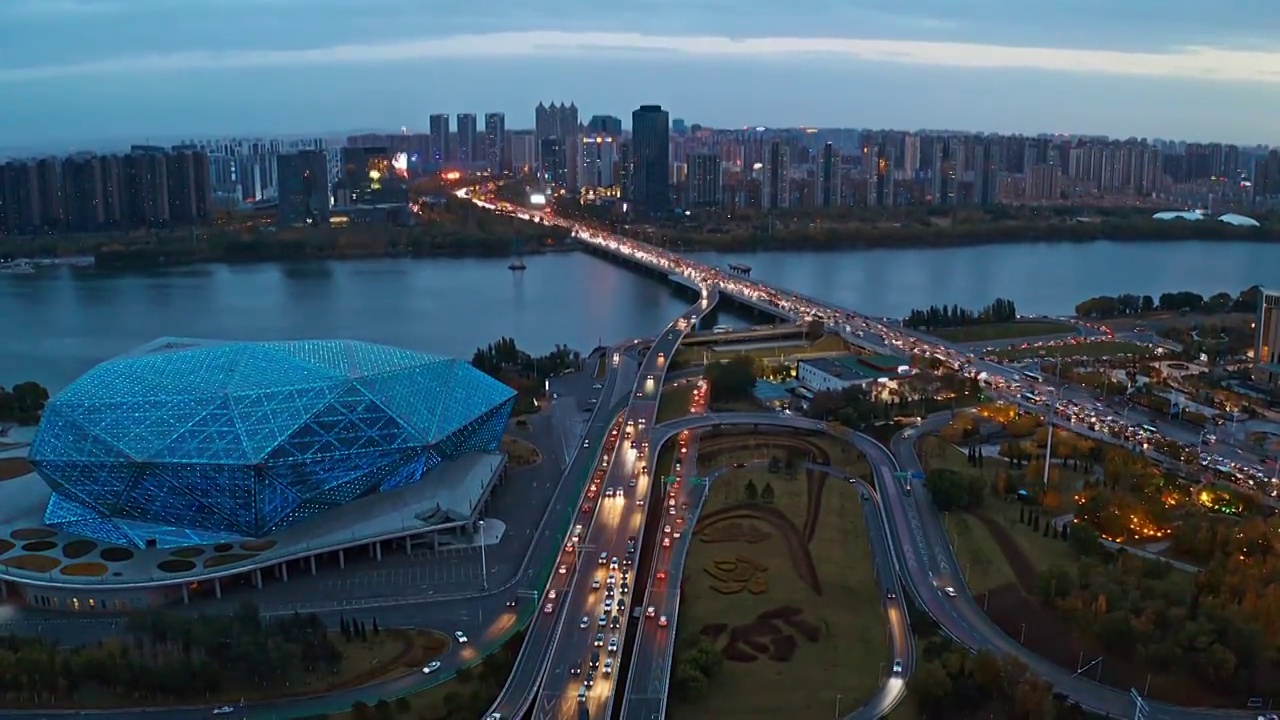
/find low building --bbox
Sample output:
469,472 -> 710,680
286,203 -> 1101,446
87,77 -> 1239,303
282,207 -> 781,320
797,354 -> 913,394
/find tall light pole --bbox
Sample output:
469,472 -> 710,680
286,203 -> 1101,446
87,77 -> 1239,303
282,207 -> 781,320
478,519 -> 488,591
1042,388 -> 1057,492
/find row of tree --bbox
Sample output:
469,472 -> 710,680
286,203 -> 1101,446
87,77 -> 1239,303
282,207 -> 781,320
704,356 -> 759,406
470,337 -> 583,414
904,298 -> 1018,330
1074,287 -> 1261,319
0,603 -> 340,705
0,381 -> 48,426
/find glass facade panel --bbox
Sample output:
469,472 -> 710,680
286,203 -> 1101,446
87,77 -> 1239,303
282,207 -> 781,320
29,339 -> 516,548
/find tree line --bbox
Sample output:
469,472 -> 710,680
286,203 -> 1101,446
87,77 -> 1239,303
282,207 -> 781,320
471,337 -> 582,414
0,381 -> 49,426
805,371 -> 982,427
0,602 -> 341,706
1074,287 -> 1260,319
905,298 -> 1018,330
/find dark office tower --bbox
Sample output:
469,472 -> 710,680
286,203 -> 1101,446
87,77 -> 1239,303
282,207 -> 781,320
617,141 -> 633,199
456,113 -> 477,165
686,153 -> 721,208
762,140 -> 790,210
484,112 -> 507,174
630,104 -> 671,212
586,115 -> 623,137
539,137 -> 568,188
62,154 -> 105,233
428,114 -> 451,165
124,149 -> 170,229
166,149 -> 201,225
819,142 -> 841,208
277,150 -> 331,226
35,157 -> 64,231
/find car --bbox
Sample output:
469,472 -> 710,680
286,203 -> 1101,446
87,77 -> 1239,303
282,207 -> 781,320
486,714 -> 502,720
663,524 -> 671,534
580,615 -> 590,629
636,497 -> 645,506
617,598 -> 626,612
582,503 -> 592,514
656,570 -> 666,581
862,492 -> 869,500
611,615 -> 621,629
570,659 -> 582,675
943,586 -> 958,598
543,603 -> 554,614
604,487 -> 614,498
506,597 -> 517,607
598,615 -> 608,626
591,578 -> 601,589
603,658 -> 614,675
662,536 -> 671,548
594,632 -> 605,647
454,631 -> 468,644
548,589 -> 557,599
584,671 -> 594,687
605,585 -> 614,597
604,598 -> 613,611
886,589 -> 897,600
645,606 -> 656,617
583,438 -> 590,448
599,551 -> 608,565
669,505 -> 676,515
673,529 -> 682,539
422,660 -> 442,674
658,615 -> 669,627
620,581 -> 629,593
593,383 -> 603,389
559,563 -> 568,574
732,462 -> 746,468
610,556 -> 619,569
608,637 -> 618,653
213,707 -> 236,716
892,659 -> 903,674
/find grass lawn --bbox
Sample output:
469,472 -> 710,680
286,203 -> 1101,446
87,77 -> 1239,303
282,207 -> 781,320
929,321 -> 1075,343
499,435 -> 542,468
917,436 -> 1083,579
992,340 -> 1160,361
656,384 -> 695,424
670,436 -> 886,720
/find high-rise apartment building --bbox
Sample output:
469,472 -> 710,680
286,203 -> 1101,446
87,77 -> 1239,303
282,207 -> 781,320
509,131 -> 536,176
586,115 -> 623,137
580,135 -> 617,190
535,102 -> 580,189
277,150 -> 331,226
818,142 -> 841,208
339,146 -> 406,205
539,137 -> 568,189
62,154 -> 105,233
762,139 -> 790,210
630,104 -> 671,211
484,113 -> 507,174
686,153 -> 721,208
429,114 -> 451,165
124,147 -> 170,228
1255,288 -> 1280,388
456,113 -> 477,166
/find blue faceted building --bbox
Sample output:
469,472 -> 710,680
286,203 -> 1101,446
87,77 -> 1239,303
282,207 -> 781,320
28,338 -> 516,549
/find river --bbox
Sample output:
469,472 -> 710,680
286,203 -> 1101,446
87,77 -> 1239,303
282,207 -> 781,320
1,239 -> 1276,390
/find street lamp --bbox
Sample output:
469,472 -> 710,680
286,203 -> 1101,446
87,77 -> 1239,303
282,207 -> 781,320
1042,388 -> 1058,492
478,519 -> 488,591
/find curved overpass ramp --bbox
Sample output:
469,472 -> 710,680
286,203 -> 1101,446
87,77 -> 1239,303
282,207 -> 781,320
617,412 -> 914,720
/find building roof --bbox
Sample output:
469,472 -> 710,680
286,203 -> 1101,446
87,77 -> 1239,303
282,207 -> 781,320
802,354 -> 912,383
1218,213 -> 1261,227
28,338 -> 516,548
1152,210 -> 1204,221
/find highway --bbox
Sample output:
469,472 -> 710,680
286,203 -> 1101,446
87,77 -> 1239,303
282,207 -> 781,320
482,345 -> 638,720
621,411 -> 913,720
529,288 -> 719,720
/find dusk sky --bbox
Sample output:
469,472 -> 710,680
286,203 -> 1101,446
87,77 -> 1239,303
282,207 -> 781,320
2,0 -> 1278,152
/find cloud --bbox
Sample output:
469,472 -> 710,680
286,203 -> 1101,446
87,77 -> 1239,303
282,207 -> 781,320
1,31 -> 1279,84
0,0 -> 123,16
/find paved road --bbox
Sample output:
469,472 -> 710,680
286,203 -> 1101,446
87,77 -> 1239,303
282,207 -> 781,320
531,290 -> 717,720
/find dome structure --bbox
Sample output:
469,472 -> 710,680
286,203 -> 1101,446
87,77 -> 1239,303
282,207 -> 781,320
1152,210 -> 1205,221
1218,213 -> 1261,227
28,338 -> 515,548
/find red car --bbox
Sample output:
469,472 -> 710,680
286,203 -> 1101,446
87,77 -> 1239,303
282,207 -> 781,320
582,503 -> 592,514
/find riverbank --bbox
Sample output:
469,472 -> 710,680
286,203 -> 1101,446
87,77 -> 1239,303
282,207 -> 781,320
1,218 -> 573,270
658,216 -> 1276,253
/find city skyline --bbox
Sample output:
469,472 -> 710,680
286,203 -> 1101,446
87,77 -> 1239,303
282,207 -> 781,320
1,0 -> 1278,149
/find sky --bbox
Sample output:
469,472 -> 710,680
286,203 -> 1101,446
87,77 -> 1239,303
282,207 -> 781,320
2,0 -> 1279,152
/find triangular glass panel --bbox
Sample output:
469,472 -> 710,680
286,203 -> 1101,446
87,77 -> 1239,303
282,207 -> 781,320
230,381 -> 343,460
148,396 -> 249,465
255,475 -> 301,532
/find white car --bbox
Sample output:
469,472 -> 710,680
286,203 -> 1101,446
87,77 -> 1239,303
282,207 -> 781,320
422,660 -> 442,674
892,659 -> 903,674
943,586 -> 958,598
580,616 -> 590,629
454,631 -> 469,644
213,708 -> 236,716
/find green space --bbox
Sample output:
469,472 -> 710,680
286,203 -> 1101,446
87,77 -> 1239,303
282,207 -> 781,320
930,321 -> 1074,343
0,380 -> 49,425
469,336 -> 582,415
669,432 -> 885,720
326,629 -> 527,720
656,384 -> 696,424
992,340 -> 1158,361
0,603 -> 448,709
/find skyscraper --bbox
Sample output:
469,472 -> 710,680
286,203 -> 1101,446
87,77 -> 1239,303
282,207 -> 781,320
630,104 -> 670,211
535,102 -> 579,188
61,154 -> 104,233
580,135 -> 617,190
429,114 -> 451,165
686,153 -> 721,208
539,137 -> 568,189
456,113 -> 477,166
818,142 -> 841,208
586,115 -> 623,137
277,150 -> 331,226
762,139 -> 790,210
484,113 -> 507,174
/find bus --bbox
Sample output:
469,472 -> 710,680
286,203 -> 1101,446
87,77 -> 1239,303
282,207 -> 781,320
1141,424 -> 1159,434
1021,370 -> 1045,382
1020,392 -> 1042,405
712,325 -> 733,333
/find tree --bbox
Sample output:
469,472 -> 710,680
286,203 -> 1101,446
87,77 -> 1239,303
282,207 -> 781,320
743,479 -> 759,502
760,482 -> 775,504
705,356 -> 758,405
373,699 -> 394,720
350,702 -> 373,720
372,618 -> 380,636
392,697 -> 411,715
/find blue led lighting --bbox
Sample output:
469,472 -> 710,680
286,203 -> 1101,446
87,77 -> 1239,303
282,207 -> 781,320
28,339 -> 516,549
